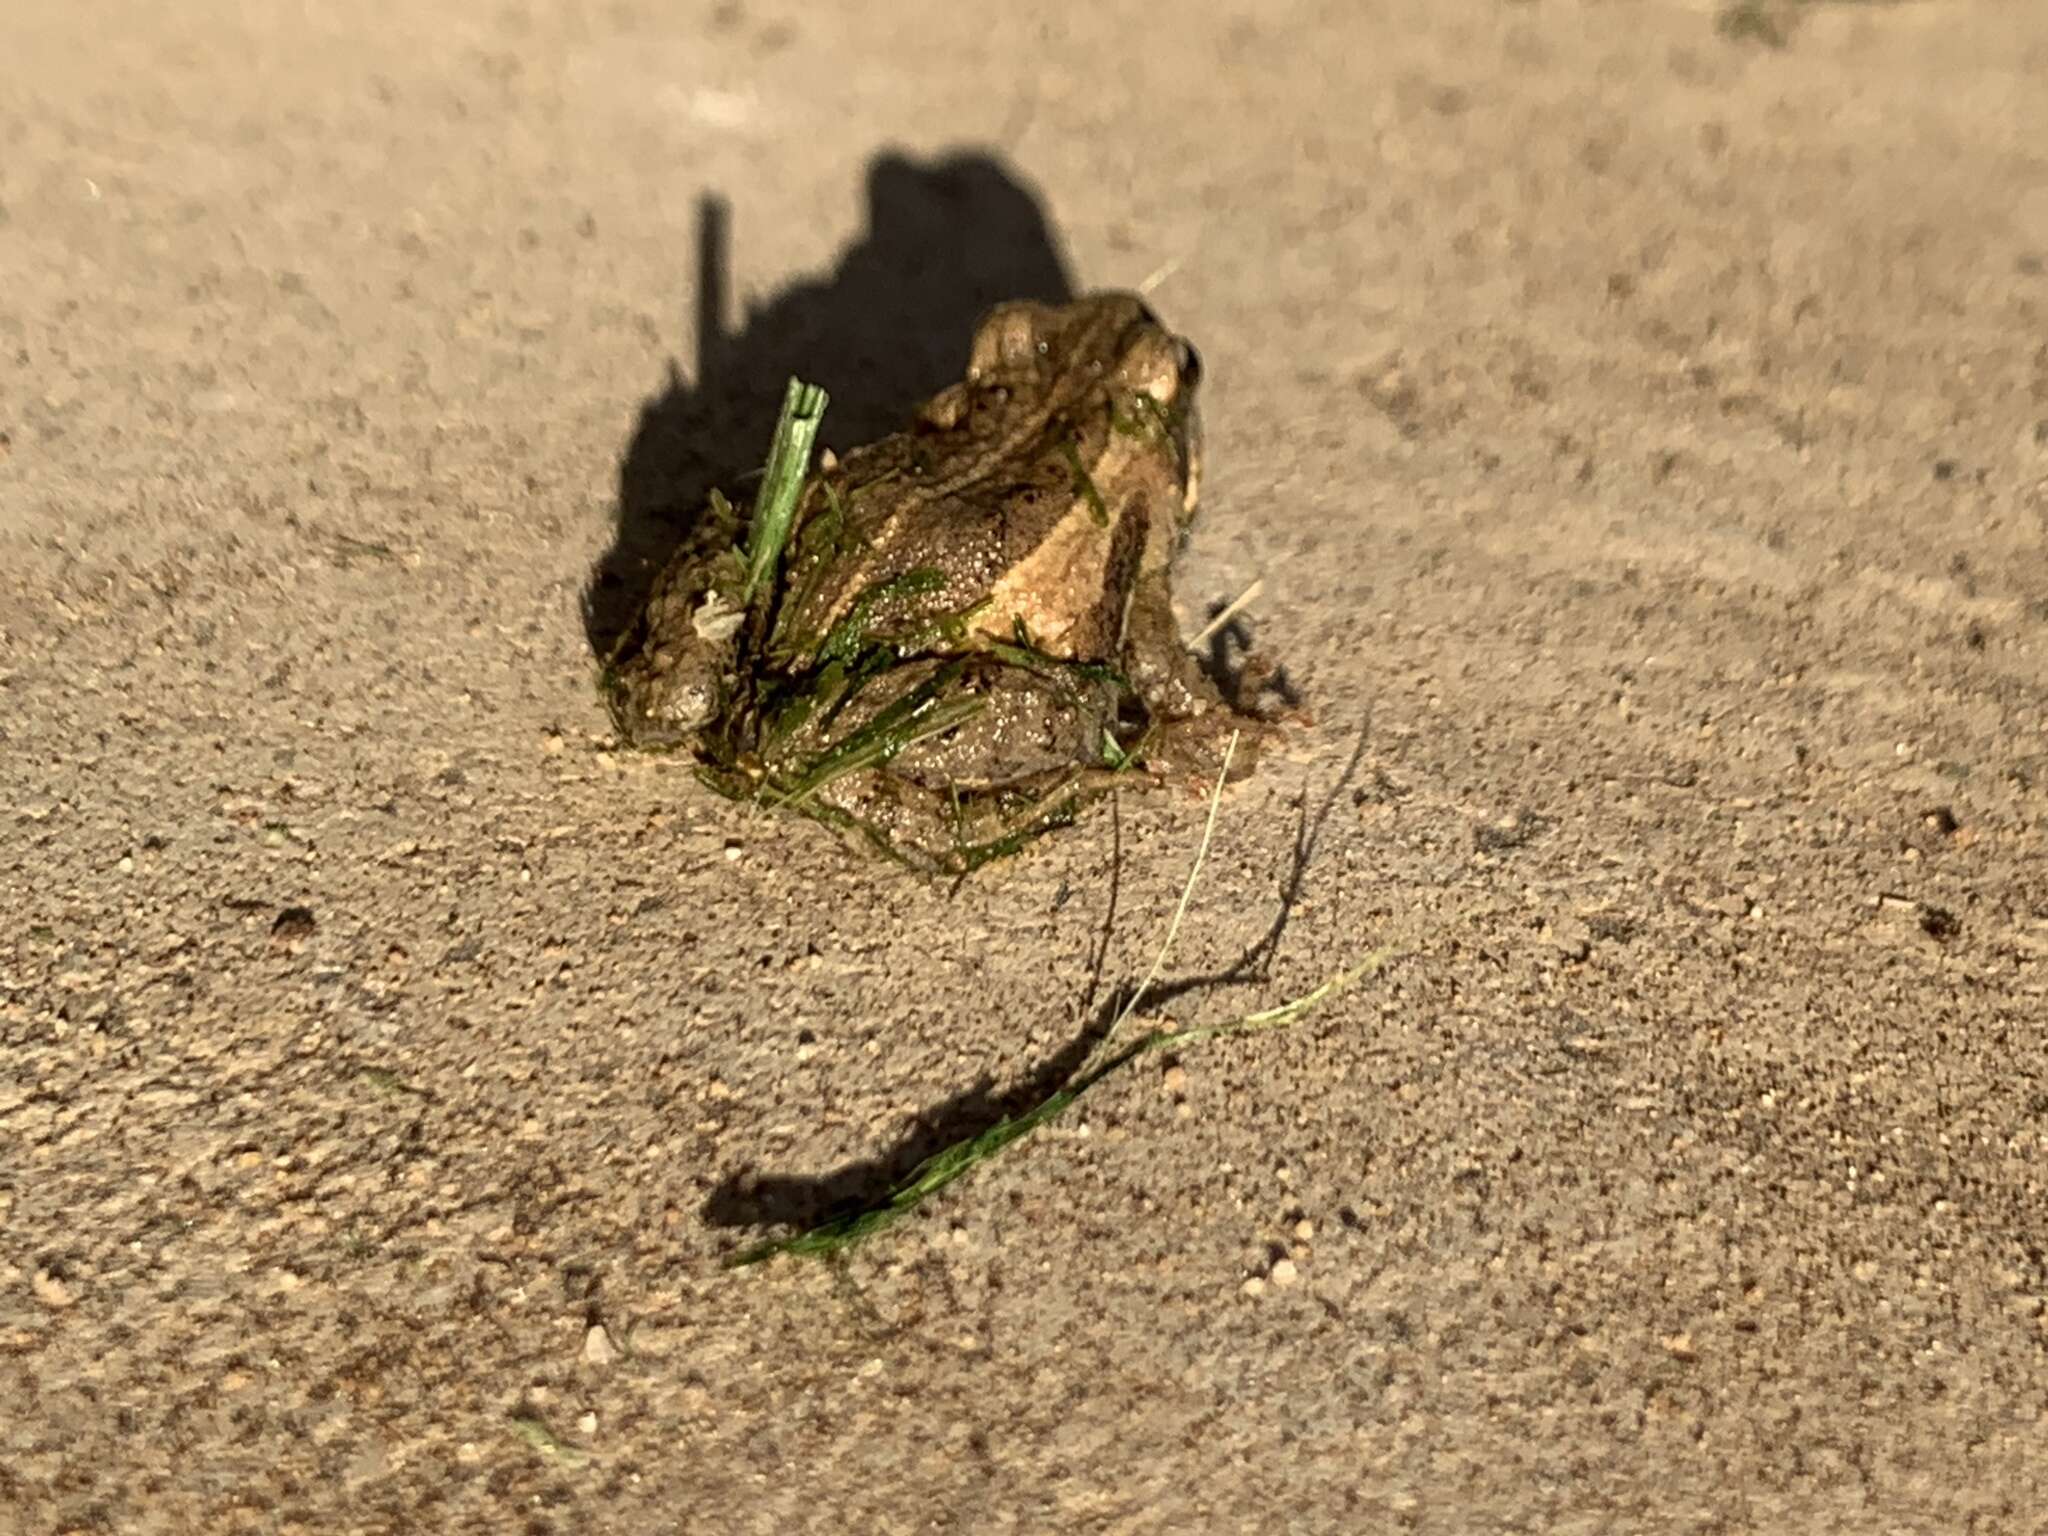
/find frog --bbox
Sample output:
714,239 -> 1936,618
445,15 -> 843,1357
604,291 -> 1258,870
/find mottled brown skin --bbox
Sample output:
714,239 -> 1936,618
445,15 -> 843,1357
771,294 -> 1202,675
608,292 -> 1253,865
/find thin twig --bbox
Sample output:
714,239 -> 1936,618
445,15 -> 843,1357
1137,255 -> 1185,296
1105,730 -> 1239,1041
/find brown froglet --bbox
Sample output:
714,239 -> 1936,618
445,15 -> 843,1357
606,292 -> 1259,870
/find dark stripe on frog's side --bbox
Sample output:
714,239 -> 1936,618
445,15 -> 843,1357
1058,439 -> 1110,526
1099,481 -> 1149,653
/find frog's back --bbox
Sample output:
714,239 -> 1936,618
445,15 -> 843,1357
768,290 -> 1193,667
771,413 -> 1129,664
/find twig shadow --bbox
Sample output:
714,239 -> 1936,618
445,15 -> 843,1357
701,714 -> 1374,1242
699,1011 -> 1111,1233
1096,710 -> 1370,1015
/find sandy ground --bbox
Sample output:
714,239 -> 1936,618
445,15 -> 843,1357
5,0 -> 2048,1530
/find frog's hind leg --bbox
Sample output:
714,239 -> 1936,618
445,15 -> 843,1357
808,768 -> 1093,875
806,770 -> 962,872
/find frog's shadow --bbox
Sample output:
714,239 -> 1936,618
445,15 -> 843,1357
582,151 -> 1077,662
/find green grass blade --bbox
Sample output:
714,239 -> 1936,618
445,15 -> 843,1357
764,664 -> 986,809
1059,439 -> 1109,525
814,567 -> 948,664
744,378 -> 829,604
510,1415 -> 590,1467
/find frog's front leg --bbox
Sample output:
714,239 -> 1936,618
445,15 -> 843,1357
1121,571 -> 1261,781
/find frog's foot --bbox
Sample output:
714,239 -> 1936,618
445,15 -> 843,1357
1123,598 -> 1224,724
1119,574 -> 1272,783
605,585 -> 744,748
1137,708 -> 1268,790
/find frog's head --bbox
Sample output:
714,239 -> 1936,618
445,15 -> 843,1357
967,293 -> 1206,527
1106,298 -> 1206,534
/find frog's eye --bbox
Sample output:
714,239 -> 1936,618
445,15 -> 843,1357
968,302 -> 1052,378
1174,339 -> 1203,391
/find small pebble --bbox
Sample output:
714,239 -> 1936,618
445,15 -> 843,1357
582,1324 -> 617,1366
1240,1277 -> 1267,1299
1162,1065 -> 1188,1096
1294,1219 -> 1315,1243
577,1412 -> 598,1435
1547,916 -> 1592,962
1270,1258 -> 1300,1288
